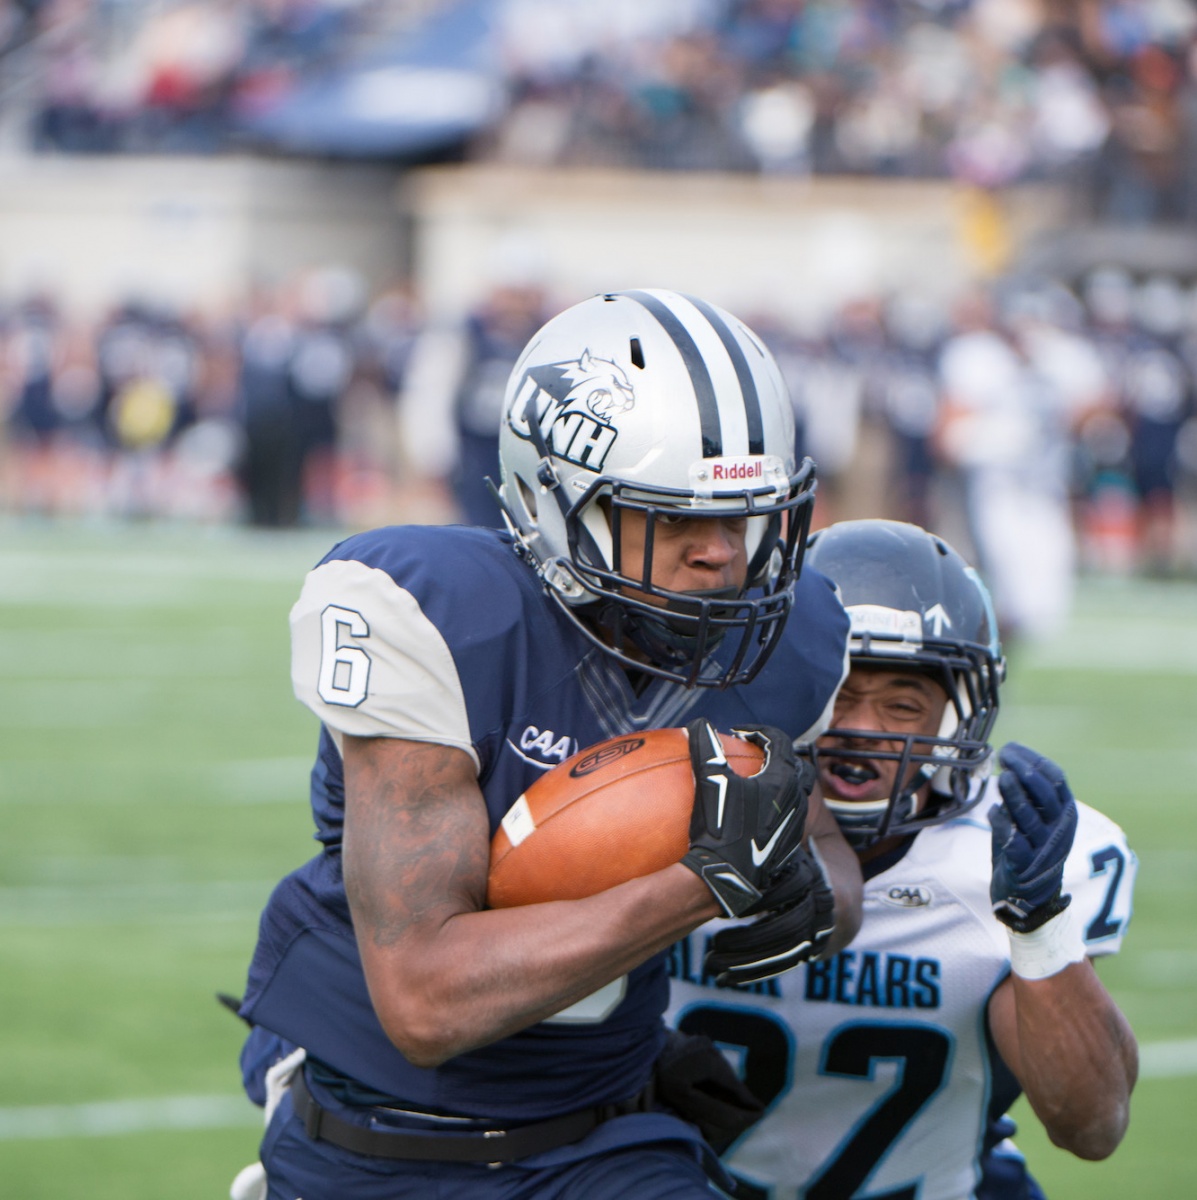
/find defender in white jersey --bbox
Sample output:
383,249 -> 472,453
668,519 -> 1138,1200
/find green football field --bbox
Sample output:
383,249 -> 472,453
1,520 -> 1194,1198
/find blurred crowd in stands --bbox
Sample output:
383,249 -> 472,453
493,0 -> 1197,222
4,262 -> 1197,639
0,0 -> 423,153
2,0 -> 1197,221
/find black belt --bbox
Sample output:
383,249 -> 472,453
291,1069 -> 651,1165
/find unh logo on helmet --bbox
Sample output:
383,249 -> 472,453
510,350 -> 636,472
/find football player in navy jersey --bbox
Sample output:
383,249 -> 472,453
668,519 -> 1138,1200
230,290 -> 863,1200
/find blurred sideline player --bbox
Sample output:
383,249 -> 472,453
935,288 -> 1101,643
668,518 -> 1137,1200
396,240 -> 551,527
230,290 -> 863,1199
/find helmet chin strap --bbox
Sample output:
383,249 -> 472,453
929,675 -> 967,792
588,584 -> 742,669
520,390 -> 570,517
625,585 -> 740,659
743,512 -> 783,587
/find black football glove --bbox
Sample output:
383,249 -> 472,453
652,1029 -> 766,1154
704,844 -> 835,986
681,719 -> 810,917
990,742 -> 1078,933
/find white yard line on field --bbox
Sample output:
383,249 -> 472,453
1137,1037 -> 1197,1079
0,880 -> 275,925
0,1094 -> 259,1139
1022,623 -> 1197,674
1,1038 -> 1196,1140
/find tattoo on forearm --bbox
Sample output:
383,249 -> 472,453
344,742 -> 488,948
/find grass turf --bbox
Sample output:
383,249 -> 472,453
1,522 -> 1194,1197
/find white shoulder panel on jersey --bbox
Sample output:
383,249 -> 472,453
289,558 -> 478,769
934,781 -> 1137,958
1065,799 -> 1137,957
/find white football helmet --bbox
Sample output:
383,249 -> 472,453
494,288 -> 816,687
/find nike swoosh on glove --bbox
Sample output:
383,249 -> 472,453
681,719 -> 811,917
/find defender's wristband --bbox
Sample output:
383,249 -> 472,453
1007,902 -> 1086,980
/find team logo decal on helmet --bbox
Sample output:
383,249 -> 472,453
507,350 -> 636,473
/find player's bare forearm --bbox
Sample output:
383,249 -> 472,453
372,872 -> 716,1068
807,787 -> 862,955
342,734 -> 720,1067
988,961 -> 1138,1159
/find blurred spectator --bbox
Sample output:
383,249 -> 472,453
5,292 -> 62,447
1124,272 -> 1192,571
1,293 -> 77,512
737,76 -> 815,172
97,300 -> 200,516
934,286 -> 1080,642
397,245 -> 550,527
878,290 -> 947,530
235,283 -> 302,527
332,281 -> 420,527
1080,264 -> 1196,574
633,32 -> 758,172
288,266 -> 364,525
359,282 -> 421,397
764,306 -> 862,531
1095,45 -> 1187,221
230,266 -> 371,528
822,295 -> 895,522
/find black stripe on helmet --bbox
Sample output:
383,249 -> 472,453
683,294 -> 764,456
622,289 -> 722,458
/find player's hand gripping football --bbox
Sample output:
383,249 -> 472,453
681,720 -> 810,917
990,742 -> 1078,932
703,844 -> 835,986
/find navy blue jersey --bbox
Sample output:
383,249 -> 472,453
240,524 -> 848,1124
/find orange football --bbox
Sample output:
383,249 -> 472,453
486,727 -> 765,908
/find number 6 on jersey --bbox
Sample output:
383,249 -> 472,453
318,605 -> 371,707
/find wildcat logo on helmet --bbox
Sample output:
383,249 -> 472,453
507,350 -> 636,472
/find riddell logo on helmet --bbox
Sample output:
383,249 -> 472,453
693,457 -> 772,487
711,460 -> 764,480
691,455 -> 785,493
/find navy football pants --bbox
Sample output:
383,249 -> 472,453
261,1092 -> 719,1199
